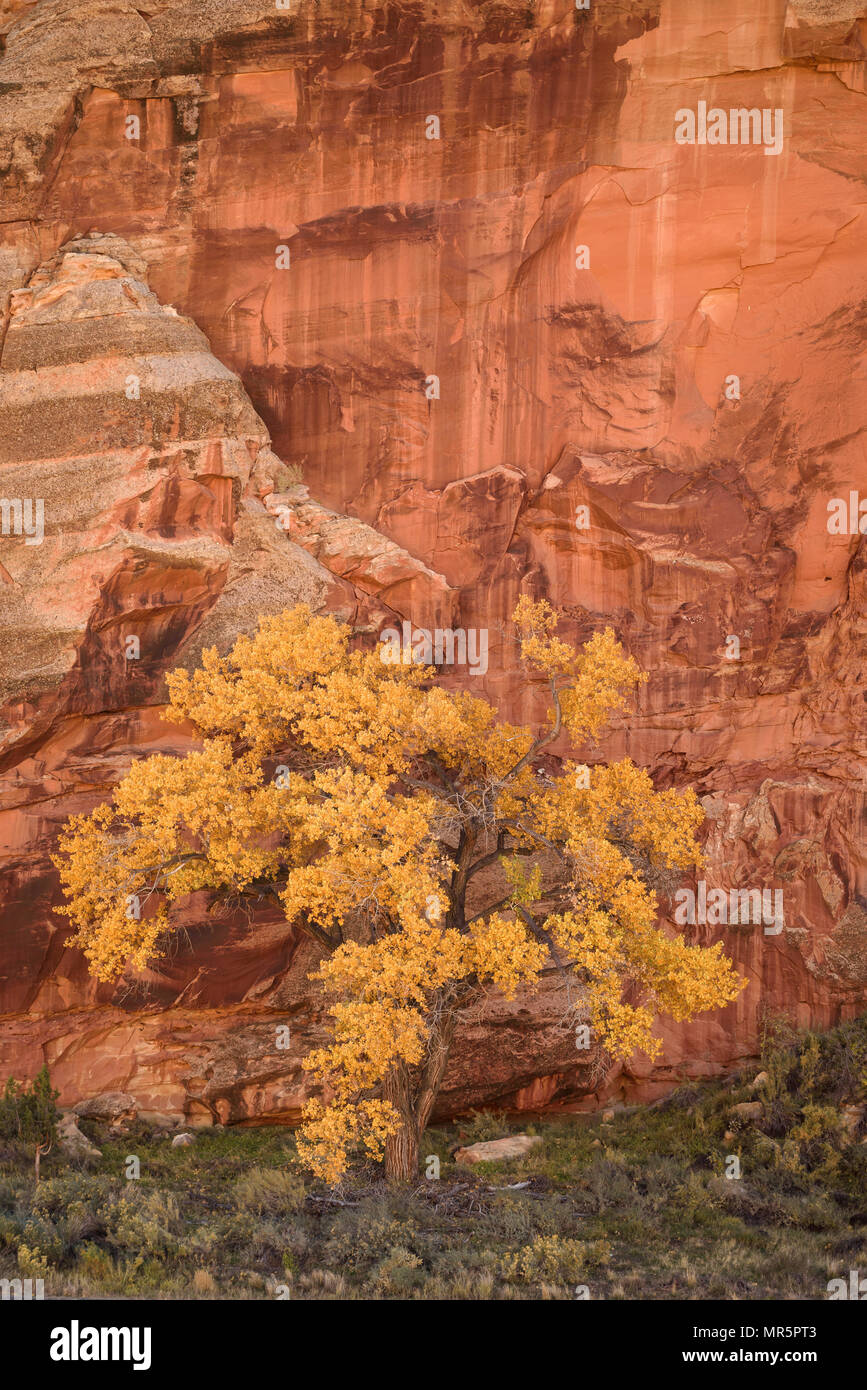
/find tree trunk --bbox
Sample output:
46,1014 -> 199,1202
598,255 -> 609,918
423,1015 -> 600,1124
383,1064 -> 419,1182
383,1118 -> 419,1182
382,983 -> 479,1182
415,982 -> 474,1136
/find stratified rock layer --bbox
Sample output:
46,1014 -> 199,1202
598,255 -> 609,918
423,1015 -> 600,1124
0,0 -> 864,1123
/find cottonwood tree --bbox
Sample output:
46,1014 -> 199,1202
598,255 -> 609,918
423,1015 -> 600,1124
55,599 -> 744,1182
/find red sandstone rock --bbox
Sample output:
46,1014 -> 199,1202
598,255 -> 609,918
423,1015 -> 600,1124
0,0 -> 864,1125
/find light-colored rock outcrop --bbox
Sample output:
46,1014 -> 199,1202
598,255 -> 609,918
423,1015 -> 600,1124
73,1091 -> 137,1122
454,1135 -> 543,1166
57,1111 -> 101,1158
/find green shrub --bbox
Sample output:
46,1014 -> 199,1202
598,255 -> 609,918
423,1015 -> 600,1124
106,1190 -> 183,1259
324,1209 -> 422,1273
233,1166 -> 306,1214
17,1243 -> 50,1278
75,1241 -> 115,1286
0,1175 -> 21,1211
502,1234 -> 610,1284
366,1246 -> 425,1295
31,1172 -> 112,1219
780,1103 -> 844,1181
459,1111 -> 511,1144
584,1154 -> 639,1211
0,1066 -> 59,1150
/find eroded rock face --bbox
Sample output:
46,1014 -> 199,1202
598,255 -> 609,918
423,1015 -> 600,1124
0,0 -> 864,1124
0,236 -> 436,1122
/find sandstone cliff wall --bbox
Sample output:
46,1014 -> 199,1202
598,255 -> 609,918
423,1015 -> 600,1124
0,0 -> 864,1124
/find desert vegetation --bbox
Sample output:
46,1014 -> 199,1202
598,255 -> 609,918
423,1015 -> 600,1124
1,1017 -> 864,1301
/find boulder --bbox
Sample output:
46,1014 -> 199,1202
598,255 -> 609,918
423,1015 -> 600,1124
840,1104 -> 864,1139
730,1102 -> 764,1122
74,1092 -> 137,1123
171,1132 -> 195,1148
454,1135 -> 542,1165
57,1112 -> 101,1159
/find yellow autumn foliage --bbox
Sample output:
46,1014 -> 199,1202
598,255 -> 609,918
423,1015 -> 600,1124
54,600 -> 746,1180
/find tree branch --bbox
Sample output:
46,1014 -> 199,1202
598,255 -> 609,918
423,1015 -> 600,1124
497,674 -> 572,785
515,904 -> 573,978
